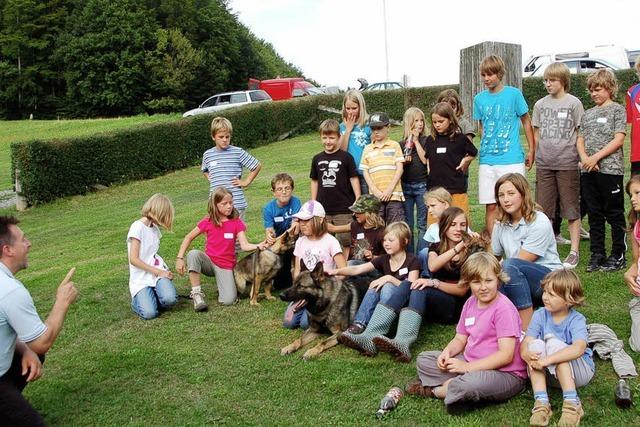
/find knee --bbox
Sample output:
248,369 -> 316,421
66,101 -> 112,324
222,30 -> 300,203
186,250 -> 202,270
133,303 -> 159,320
156,279 -> 178,307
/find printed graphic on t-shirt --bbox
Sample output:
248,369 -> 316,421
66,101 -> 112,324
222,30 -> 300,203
352,239 -> 371,261
318,159 -> 343,188
352,128 -> 369,148
302,249 -> 322,271
538,106 -> 577,141
480,104 -> 517,156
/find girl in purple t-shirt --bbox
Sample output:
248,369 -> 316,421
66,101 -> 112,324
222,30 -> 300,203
404,252 -> 527,413
176,187 -> 266,311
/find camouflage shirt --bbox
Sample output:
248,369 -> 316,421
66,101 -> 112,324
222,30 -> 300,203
579,102 -> 626,176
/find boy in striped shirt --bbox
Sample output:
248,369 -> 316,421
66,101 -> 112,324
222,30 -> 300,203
201,117 -> 262,219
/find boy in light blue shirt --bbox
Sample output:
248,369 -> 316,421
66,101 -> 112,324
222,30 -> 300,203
473,55 -> 535,235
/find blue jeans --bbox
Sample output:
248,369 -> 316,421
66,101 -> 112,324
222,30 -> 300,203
417,248 -> 432,278
500,258 -> 550,309
354,281 -> 411,325
131,278 -> 178,320
385,283 -> 465,323
402,181 -> 428,253
283,303 -> 309,329
358,174 -> 369,195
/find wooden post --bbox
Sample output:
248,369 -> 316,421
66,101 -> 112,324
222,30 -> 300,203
459,41 -> 522,131
14,168 -> 27,211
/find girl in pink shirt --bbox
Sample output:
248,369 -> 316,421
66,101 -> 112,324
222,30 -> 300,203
404,252 -> 527,413
176,187 -> 266,311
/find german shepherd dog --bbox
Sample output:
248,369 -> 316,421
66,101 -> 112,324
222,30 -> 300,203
280,262 -> 366,360
462,231 -> 491,256
234,229 -> 296,306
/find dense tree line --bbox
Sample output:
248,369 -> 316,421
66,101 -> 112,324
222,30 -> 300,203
0,0 -> 303,118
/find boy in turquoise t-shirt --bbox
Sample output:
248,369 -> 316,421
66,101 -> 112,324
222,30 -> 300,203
473,55 -> 535,235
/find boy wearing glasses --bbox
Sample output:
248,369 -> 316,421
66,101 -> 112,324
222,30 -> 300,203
310,119 -> 361,258
263,173 -> 301,289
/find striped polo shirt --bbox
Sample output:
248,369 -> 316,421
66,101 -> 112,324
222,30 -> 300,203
201,145 -> 260,210
360,138 -> 405,202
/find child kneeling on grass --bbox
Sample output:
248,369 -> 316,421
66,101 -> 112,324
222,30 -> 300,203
404,252 -> 527,413
521,269 -> 593,427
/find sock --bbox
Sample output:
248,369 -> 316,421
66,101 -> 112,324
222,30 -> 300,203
534,391 -> 549,404
563,390 -> 580,405
191,285 -> 202,293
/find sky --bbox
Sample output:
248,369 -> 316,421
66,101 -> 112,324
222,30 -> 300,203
229,0 -> 638,89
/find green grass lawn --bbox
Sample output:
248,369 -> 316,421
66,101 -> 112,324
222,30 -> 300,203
0,115 -> 181,190
1,127 -> 639,425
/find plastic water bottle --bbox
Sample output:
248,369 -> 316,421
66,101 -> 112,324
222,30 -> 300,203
614,379 -> 633,408
403,139 -> 414,162
377,386 -> 403,417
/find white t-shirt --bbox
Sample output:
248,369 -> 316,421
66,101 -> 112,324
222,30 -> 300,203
127,220 -> 167,298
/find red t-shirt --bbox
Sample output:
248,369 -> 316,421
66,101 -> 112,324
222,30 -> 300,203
627,83 -> 640,162
197,217 -> 246,269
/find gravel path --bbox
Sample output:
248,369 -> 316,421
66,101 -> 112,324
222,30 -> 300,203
0,190 -> 16,209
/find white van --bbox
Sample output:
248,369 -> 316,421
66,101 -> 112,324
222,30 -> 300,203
523,45 -> 629,77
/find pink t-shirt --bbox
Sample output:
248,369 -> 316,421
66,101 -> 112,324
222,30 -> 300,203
294,233 -> 342,272
456,293 -> 528,378
635,221 -> 640,283
197,217 -> 246,270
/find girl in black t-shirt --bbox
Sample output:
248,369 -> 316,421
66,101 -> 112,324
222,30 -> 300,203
373,207 -> 473,363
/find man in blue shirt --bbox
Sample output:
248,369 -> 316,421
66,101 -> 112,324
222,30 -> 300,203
0,216 -> 78,424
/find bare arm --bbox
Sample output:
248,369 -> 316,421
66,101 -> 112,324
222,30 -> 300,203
202,172 -> 209,181
232,163 -> 262,188
175,227 -> 202,275
293,256 -> 301,279
521,114 -> 535,170
236,230 -> 266,252
381,161 -> 403,201
362,169 -> 381,198
331,262 -> 375,276
350,176 -> 361,200
536,340 -> 587,367
462,337 -> 518,372
624,233 -> 640,296
516,248 -> 539,263
129,238 -> 172,279
428,241 -> 466,273
414,136 -> 428,165
327,222 -> 351,233
15,340 -> 42,382
310,179 -> 319,200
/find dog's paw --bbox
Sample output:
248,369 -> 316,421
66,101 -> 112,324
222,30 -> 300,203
302,348 -> 319,360
265,295 -> 277,301
281,345 -> 297,355
250,300 -> 261,306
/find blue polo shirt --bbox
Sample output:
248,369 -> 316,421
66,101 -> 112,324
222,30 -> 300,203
0,262 -> 47,377
262,196 -> 301,236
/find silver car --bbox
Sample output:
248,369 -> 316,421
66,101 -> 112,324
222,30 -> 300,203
182,90 -> 272,117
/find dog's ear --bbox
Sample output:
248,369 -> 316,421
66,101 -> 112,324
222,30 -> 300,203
311,262 -> 324,281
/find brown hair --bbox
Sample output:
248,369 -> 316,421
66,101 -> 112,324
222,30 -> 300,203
141,193 -> 175,231
437,89 -> 464,118
384,222 -> 411,251
305,216 -> 328,237
543,62 -> 571,91
494,173 -> 540,224
459,252 -> 509,288
438,207 -> 469,267
626,174 -> 640,227
430,102 -> 460,139
207,187 -> 239,226
271,173 -> 295,191
210,116 -> 233,138
480,55 -> 505,80
540,269 -> 585,307
587,69 -> 618,98
0,216 -> 19,250
319,118 -> 340,135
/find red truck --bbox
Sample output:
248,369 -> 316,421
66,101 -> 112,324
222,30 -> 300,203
248,77 -> 318,101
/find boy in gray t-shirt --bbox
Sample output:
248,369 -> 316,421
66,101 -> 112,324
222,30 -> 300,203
576,69 -> 627,273
532,63 -> 584,269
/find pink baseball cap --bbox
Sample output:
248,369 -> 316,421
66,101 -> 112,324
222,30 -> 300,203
293,200 -> 326,220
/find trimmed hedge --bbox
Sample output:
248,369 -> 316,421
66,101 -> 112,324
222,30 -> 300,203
11,70 -> 639,205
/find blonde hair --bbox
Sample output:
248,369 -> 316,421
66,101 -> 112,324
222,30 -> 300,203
587,69 -> 618,98
437,89 -> 464,118
540,269 -> 585,307
543,62 -> 571,91
459,252 -> 509,289
207,187 -> 239,226
210,116 -> 233,138
479,55 -> 505,80
430,102 -> 460,139
342,90 -> 368,128
384,222 -> 411,250
424,187 -> 452,205
494,173 -> 540,224
319,119 -> 340,135
403,107 -> 425,140
363,212 -> 385,230
306,216 -> 328,237
141,193 -> 175,230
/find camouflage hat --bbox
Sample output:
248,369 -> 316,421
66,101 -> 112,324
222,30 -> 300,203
349,194 -> 381,214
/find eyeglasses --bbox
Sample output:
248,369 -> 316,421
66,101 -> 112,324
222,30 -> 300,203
274,186 -> 292,193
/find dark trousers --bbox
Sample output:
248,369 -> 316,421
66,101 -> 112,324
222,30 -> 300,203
581,172 -> 626,257
378,201 -> 406,225
273,248 -> 294,290
0,352 -> 46,426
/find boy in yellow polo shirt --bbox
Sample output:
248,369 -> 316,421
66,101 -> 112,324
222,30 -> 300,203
360,112 -> 406,223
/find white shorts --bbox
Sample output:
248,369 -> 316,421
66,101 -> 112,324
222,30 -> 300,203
478,163 -> 526,204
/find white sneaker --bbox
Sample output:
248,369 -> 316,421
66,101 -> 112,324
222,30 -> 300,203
562,251 -> 579,269
190,290 -> 208,312
580,226 -> 590,240
555,234 -> 571,245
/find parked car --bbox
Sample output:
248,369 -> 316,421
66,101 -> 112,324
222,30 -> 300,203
362,81 -> 403,91
531,58 -> 621,77
182,90 -> 271,117
524,45 -> 629,77
628,50 -> 640,68
248,77 -> 318,101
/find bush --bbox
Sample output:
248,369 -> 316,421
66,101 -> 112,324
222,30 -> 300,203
12,69 -> 639,205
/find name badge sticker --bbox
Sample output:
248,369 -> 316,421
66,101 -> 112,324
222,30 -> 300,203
436,147 -> 447,154
356,233 -> 365,239
274,216 -> 284,223
596,117 -> 607,124
557,111 -> 568,119
398,267 -> 408,275
223,233 -> 234,239
209,160 -> 218,167
465,317 -> 476,326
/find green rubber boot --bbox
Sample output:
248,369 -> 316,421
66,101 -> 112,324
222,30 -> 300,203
373,308 -> 422,362
338,304 -> 396,356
